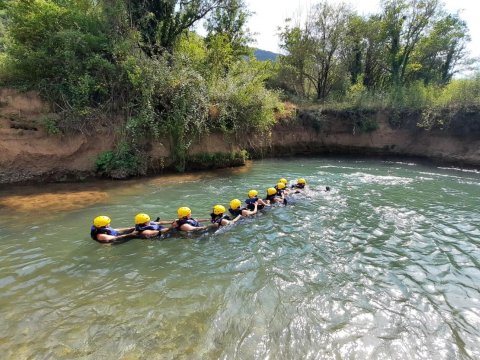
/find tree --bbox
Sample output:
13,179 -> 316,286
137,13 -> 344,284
409,13 -> 470,84
126,0 -> 223,56
205,0 -> 252,59
380,0 -> 439,86
278,20 -> 313,97
307,1 -> 352,100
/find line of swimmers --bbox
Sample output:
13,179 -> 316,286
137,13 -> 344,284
90,178 -> 311,244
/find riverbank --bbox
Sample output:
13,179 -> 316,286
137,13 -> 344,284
1,89 -> 479,184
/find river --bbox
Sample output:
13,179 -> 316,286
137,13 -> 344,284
0,158 -> 479,359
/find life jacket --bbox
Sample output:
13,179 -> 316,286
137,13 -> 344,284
90,225 -> 119,240
265,194 -> 277,202
210,213 -> 231,226
291,184 -> 305,189
245,197 -> 264,211
176,218 -> 201,229
136,221 -> 163,232
229,207 -> 245,217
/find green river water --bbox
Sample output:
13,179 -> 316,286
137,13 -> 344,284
0,158 -> 479,360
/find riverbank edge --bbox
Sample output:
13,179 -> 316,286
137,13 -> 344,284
1,89 -> 479,184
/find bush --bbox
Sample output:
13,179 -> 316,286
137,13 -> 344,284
186,150 -> 248,170
208,60 -> 283,134
95,141 -> 147,179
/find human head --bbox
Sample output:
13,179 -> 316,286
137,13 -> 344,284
248,189 -> 258,199
277,182 -> 286,190
93,215 -> 111,228
177,207 -> 192,219
297,178 -> 306,185
135,213 -> 150,225
213,204 -> 226,215
279,178 -> 288,185
267,187 -> 277,196
230,199 -> 241,210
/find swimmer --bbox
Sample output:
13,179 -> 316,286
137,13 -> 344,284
291,178 -> 307,193
90,215 -> 137,244
245,190 -> 270,211
229,198 -> 257,217
210,205 -> 241,227
276,178 -> 290,195
174,207 -> 208,232
134,213 -> 171,238
265,187 -> 283,204
275,182 -> 288,204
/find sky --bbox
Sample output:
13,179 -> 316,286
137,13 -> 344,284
241,0 -> 480,59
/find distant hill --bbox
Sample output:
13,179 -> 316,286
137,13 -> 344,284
254,48 -> 279,61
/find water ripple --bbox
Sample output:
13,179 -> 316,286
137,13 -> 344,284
1,159 -> 480,359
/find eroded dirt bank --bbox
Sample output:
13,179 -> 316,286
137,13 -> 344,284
1,89 -> 479,184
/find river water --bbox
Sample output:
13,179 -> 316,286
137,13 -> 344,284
0,158 -> 479,360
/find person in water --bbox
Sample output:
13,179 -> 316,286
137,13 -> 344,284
90,215 -> 137,244
229,198 -> 257,217
276,178 -> 290,196
173,207 -> 208,232
245,190 -> 269,211
134,213 -> 171,238
210,205 -> 242,227
291,178 -> 307,193
275,182 -> 288,197
265,187 -> 283,204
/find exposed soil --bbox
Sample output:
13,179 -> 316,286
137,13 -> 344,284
1,88 -> 479,185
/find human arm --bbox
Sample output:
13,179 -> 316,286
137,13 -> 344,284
257,198 -> 270,207
179,223 -> 207,232
231,214 -> 242,223
96,231 -> 138,244
115,227 -> 136,234
241,203 -> 257,216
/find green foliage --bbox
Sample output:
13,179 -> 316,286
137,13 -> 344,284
276,0 -> 473,102
186,150 -> 248,170
2,0 -> 123,119
40,115 -> 60,135
127,0 -> 221,56
95,141 -> 146,179
1,0 -> 281,177
209,60 -> 282,133
205,0 -> 253,59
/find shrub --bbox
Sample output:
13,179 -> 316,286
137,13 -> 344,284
208,60 -> 283,134
95,141 -> 146,179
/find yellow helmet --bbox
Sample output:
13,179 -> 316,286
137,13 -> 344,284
93,215 -> 111,228
135,213 -> 150,225
177,207 -> 191,218
267,187 -> 277,196
248,189 -> 258,198
279,178 -> 288,184
230,199 -> 241,209
297,178 -> 306,185
213,204 -> 226,215
277,182 -> 286,190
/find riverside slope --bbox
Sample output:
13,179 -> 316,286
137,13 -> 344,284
1,89 -> 479,184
